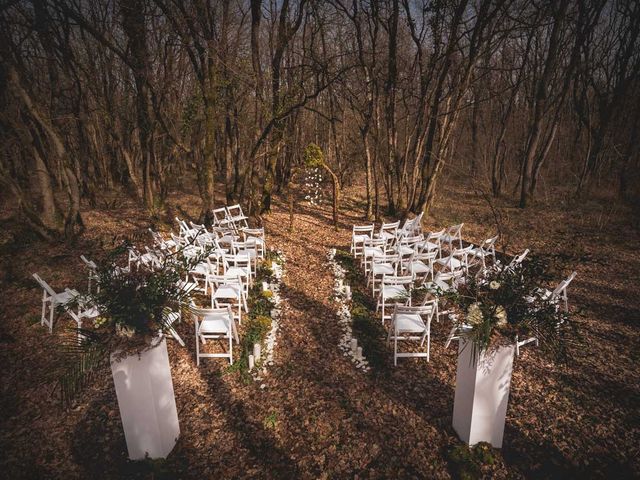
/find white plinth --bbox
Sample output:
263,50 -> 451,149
111,337 -> 180,460
452,339 -> 515,448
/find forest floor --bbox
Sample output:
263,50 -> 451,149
1,175 -> 639,479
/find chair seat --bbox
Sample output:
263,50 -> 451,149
441,234 -> 458,243
199,317 -> 231,334
376,232 -> 395,240
192,263 -> 209,275
246,237 -> 265,246
381,285 -> 408,299
373,264 -> 395,275
226,267 -> 249,278
408,261 -> 430,274
417,240 -> 439,250
212,284 -> 243,299
353,234 -> 371,242
364,247 -> 384,257
398,245 -> 415,256
53,289 -> 79,304
436,256 -> 464,269
395,313 -> 427,332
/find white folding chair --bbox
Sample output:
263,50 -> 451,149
162,307 -> 185,347
192,306 -> 238,366
212,207 -> 233,229
469,235 -> 498,268
396,234 -> 424,259
436,245 -> 473,274
80,255 -> 99,293
376,221 -> 401,241
188,262 -> 210,295
387,302 -> 436,365
369,253 -> 400,295
232,240 -> 259,277
32,273 -> 80,333
226,204 -> 249,230
419,229 -> 445,259
209,273 -> 247,324
222,253 -> 252,292
398,217 -> 416,238
507,249 -> 530,269
362,237 -> 388,276
441,223 -> 464,252
242,228 -> 266,259
412,212 -> 425,236
403,249 -> 437,284
351,224 -> 374,258
546,272 -> 577,312
376,274 -> 413,323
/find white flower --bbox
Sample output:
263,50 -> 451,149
489,281 -> 501,290
495,306 -> 507,326
466,302 -> 484,326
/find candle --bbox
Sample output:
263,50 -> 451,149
248,354 -> 255,371
253,343 -> 261,360
350,338 -> 358,353
356,346 -> 363,361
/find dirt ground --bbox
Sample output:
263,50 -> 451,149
1,175 -> 639,479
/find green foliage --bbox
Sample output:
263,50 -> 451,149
441,254 -> 575,362
263,411 -> 278,430
447,442 -> 497,480
302,143 -> 324,168
58,234 -> 215,406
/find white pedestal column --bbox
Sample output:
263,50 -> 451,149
452,339 -> 515,448
111,337 -> 180,460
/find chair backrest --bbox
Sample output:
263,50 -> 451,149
447,223 -> 464,239
426,229 -> 445,241
482,235 -> 498,249
382,274 -> 414,285
399,218 -> 416,236
508,249 -> 530,267
212,207 -> 229,224
412,212 -> 424,235
190,306 -> 233,326
210,273 -> 242,287
227,204 -> 246,218
379,221 -> 400,236
32,273 -> 57,296
80,255 -> 97,270
452,245 -> 474,257
352,224 -> 374,235
414,249 -> 438,262
373,253 -> 400,265
552,271 -> 577,297
393,303 -> 435,320
243,227 -> 264,238
400,234 -> 424,247
364,237 -> 387,248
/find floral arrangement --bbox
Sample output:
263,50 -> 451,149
77,241 -> 206,357
439,256 -> 574,362
302,143 -> 325,206
58,235 -> 211,405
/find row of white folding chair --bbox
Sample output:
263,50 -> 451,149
351,215 -> 424,257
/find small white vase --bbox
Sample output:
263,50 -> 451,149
111,336 -> 180,460
452,339 -> 515,448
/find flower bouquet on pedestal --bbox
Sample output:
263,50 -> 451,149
439,257 -> 574,448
